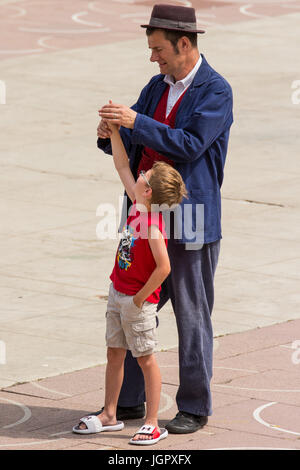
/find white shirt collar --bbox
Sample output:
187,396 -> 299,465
164,55 -> 202,88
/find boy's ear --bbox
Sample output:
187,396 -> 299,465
144,187 -> 152,200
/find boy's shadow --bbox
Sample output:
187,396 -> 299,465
0,403 -> 169,444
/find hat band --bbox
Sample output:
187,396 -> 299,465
149,17 -> 197,31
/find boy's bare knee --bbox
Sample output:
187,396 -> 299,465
107,347 -> 126,365
137,353 -> 155,369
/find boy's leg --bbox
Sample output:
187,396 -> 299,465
119,298 -> 158,427
102,347 -> 127,422
77,347 -> 126,430
105,284 -> 141,411
117,350 -> 145,407
117,304 -> 164,411
131,353 -> 162,442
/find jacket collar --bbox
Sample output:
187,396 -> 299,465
192,54 -> 211,86
149,54 -> 211,117
157,53 -> 211,88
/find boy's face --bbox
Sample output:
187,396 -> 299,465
134,169 -> 152,201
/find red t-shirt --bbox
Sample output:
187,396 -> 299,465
110,203 -> 167,304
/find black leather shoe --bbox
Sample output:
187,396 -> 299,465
116,404 -> 145,420
92,404 -> 145,421
165,411 -> 208,434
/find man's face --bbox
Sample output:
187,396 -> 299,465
147,29 -> 184,79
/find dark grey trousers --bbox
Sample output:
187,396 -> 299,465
118,238 -> 221,416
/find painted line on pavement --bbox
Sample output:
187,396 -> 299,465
0,438 -> 64,448
6,4 -> 27,17
253,402 -> 300,436
0,397 -> 31,429
31,381 -> 72,397
71,11 -> 107,28
37,36 -> 59,50
19,26 -> 110,33
240,4 -> 267,18
158,390 -> 174,415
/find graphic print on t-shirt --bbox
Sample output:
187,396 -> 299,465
117,225 -> 137,271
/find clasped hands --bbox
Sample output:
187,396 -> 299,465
97,100 -> 137,139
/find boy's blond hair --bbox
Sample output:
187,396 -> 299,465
149,161 -> 188,207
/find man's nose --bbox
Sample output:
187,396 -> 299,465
150,51 -> 158,62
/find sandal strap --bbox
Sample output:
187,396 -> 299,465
79,415 -> 102,432
133,425 -> 158,437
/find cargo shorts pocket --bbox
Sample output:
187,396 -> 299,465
131,318 -> 157,354
130,297 -> 143,312
122,296 -> 142,321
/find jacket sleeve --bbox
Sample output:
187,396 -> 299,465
130,80 -> 233,164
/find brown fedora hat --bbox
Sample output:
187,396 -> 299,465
141,4 -> 205,34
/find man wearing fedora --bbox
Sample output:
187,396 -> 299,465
97,4 -> 233,434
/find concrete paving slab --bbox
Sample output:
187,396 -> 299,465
209,398 -> 300,441
235,177 -> 300,209
213,369 -> 300,406
0,303 -> 106,346
0,247 -> 113,291
1,364 -> 105,400
218,234 -> 300,271
0,282 -> 100,321
0,197 -> 94,238
211,390 -> 253,411
213,319 -> 300,359
214,343 -> 300,375
212,309 -> 279,337
0,272 -> 100,303
0,329 -> 107,385
214,270 -> 300,321
222,201 -> 300,242
247,257 -> 300,280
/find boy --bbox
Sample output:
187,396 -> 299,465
73,116 -> 187,445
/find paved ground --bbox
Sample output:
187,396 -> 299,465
0,0 -> 299,451
1,319 -> 300,450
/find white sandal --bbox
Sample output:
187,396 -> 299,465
129,424 -> 168,445
72,415 -> 124,435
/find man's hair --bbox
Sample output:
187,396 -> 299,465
149,161 -> 188,207
146,27 -> 198,52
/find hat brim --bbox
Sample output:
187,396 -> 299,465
141,24 -> 205,34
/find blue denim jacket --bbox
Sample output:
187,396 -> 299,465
98,55 -> 233,244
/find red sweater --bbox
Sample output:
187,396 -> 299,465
137,85 -> 187,174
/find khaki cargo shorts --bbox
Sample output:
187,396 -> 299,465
105,283 -> 158,358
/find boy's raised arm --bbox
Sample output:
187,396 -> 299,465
109,124 -> 136,203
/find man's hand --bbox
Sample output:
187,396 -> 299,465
98,102 -> 137,129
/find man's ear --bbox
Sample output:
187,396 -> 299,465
179,36 -> 190,52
